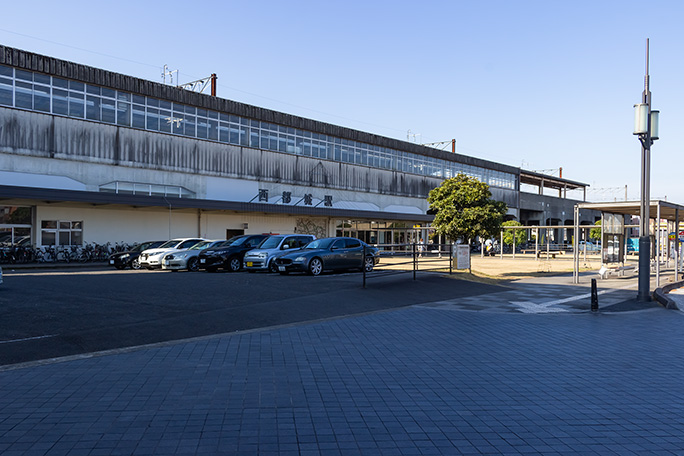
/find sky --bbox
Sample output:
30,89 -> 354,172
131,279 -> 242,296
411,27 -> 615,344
1,0 -> 682,203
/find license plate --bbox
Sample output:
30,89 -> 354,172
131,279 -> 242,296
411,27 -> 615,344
278,266 -> 285,272
246,262 -> 253,267
200,258 -> 205,263
109,259 -> 114,264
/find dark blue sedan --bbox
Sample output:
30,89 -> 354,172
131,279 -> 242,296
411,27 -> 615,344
273,237 -> 379,276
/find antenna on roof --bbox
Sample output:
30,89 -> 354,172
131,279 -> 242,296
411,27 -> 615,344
161,64 -> 178,85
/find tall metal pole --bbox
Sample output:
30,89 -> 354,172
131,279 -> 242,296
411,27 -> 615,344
638,39 -> 652,301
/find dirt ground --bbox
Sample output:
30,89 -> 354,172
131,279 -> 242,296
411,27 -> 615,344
376,252 -> 642,282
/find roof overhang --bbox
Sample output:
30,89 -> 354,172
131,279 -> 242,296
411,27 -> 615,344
520,170 -> 588,191
0,185 -> 433,222
576,200 -> 684,222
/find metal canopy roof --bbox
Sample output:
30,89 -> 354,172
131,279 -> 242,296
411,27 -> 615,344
520,170 -> 588,191
0,185 -> 434,222
576,200 -> 684,222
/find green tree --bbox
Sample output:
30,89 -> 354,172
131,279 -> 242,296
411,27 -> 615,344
590,220 -> 601,242
427,173 -> 508,244
501,220 -> 525,246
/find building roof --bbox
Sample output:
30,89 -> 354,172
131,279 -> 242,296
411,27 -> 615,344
576,200 -> 684,222
520,170 -> 588,191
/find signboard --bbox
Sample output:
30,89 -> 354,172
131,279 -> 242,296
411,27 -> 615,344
668,231 -> 684,241
456,244 -> 470,270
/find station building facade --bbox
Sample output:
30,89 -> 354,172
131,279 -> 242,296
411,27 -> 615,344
0,45 -> 593,248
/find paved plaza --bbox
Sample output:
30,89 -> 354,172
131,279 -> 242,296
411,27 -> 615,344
1,271 -> 683,455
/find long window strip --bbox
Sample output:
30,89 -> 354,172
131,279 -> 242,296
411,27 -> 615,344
0,64 -> 516,188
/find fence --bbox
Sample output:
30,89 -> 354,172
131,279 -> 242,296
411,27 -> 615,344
363,243 -> 455,287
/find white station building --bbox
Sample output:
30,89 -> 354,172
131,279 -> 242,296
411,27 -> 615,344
0,45 -> 594,248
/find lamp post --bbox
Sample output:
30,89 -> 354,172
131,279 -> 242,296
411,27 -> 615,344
633,39 -> 660,302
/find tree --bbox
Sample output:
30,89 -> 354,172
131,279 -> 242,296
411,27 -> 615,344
590,220 -> 601,243
501,220 -> 525,246
427,173 -> 508,244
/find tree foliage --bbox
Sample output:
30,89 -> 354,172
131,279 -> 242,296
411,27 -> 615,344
427,173 -> 508,243
501,220 -> 525,246
590,220 -> 601,242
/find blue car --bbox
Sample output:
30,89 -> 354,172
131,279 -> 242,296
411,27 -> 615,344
273,237 -> 379,276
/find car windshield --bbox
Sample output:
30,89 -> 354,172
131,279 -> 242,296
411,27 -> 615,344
189,241 -> 213,250
258,236 -> 284,249
304,238 -> 335,249
158,239 -> 182,249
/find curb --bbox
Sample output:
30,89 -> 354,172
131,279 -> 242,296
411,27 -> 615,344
653,280 -> 684,310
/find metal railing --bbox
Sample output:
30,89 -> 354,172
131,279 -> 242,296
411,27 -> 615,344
363,243 -> 454,287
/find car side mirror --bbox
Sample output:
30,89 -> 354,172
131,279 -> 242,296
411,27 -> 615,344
282,245 -> 289,250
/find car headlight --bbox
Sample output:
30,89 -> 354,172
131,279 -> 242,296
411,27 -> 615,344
257,253 -> 267,259
120,254 -> 129,259
151,252 -> 163,257
295,256 -> 306,262
177,253 -> 188,259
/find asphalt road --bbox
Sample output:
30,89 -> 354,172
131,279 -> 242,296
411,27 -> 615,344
0,267 -> 507,366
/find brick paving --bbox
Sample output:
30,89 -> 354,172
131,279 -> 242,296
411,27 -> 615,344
1,274 -> 683,455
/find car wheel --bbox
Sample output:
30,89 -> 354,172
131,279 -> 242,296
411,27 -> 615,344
308,258 -> 323,276
228,256 -> 242,272
269,260 -> 279,273
187,257 -> 199,272
364,256 -> 375,272
131,259 -> 141,270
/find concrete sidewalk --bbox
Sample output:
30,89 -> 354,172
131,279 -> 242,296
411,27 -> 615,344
1,273 -> 681,455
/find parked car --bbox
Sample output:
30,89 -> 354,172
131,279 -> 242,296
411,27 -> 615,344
198,234 -> 269,272
0,265 -> 3,285
108,240 -> 165,270
273,237 -> 379,276
578,240 -> 600,252
138,238 -> 205,270
244,234 -> 316,273
161,240 -> 224,272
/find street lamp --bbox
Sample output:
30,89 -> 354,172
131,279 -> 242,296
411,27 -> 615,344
633,39 -> 660,302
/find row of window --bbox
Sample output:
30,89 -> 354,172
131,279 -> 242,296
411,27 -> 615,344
0,64 -> 516,189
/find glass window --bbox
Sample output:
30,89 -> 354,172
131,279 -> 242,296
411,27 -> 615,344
196,117 -> 208,139
101,98 -> 116,123
69,91 -> 84,118
116,101 -> 131,126
101,87 -> 116,99
159,110 -> 172,133
53,88 -> 69,115
0,76 -> 12,106
0,64 -> 12,77
33,84 -> 50,112
218,122 -> 230,142
208,119 -> 218,140
52,77 -> 68,89
34,73 -> 50,85
15,80 -> 33,109
132,104 -> 145,128
146,107 -> 159,131
69,81 -> 84,92
86,84 -> 100,95
15,70 -> 32,82
181,115 -> 194,136
132,94 -> 145,105
86,96 -> 101,121
146,97 -> 158,108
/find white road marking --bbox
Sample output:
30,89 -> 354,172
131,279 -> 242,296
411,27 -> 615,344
0,334 -> 57,344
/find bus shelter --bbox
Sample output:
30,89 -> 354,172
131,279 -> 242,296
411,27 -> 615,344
572,200 -> 684,285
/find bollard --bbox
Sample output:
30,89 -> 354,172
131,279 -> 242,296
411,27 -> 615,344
591,278 -> 599,312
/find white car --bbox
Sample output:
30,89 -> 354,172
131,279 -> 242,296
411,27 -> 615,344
138,238 -> 205,270
162,240 -> 224,272
244,234 -> 315,273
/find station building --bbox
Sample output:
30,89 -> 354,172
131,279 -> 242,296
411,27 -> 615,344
0,45 -> 596,248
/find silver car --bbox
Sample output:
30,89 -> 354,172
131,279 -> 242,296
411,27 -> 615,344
138,238 -> 205,269
162,240 -> 224,272
244,234 -> 315,273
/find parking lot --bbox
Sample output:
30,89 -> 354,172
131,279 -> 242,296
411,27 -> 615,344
0,267 -> 506,367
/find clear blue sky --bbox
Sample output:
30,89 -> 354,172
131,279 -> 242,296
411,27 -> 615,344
2,0 -> 683,202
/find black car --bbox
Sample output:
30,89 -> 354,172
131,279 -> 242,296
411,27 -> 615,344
274,237 -> 379,276
197,234 -> 269,272
108,241 -> 165,270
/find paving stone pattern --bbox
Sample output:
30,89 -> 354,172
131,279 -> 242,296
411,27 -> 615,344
2,298 -> 684,455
